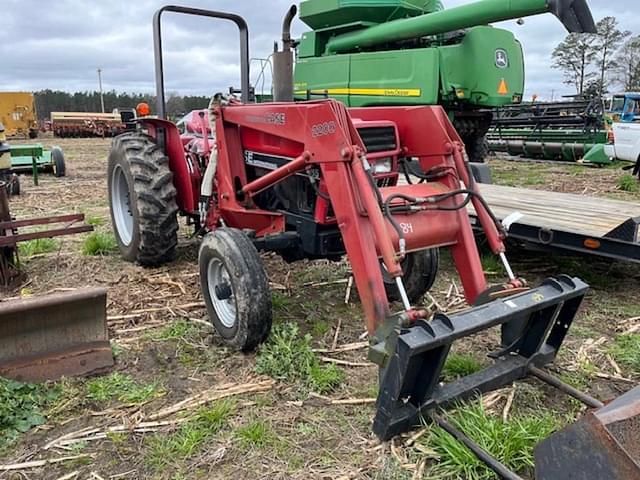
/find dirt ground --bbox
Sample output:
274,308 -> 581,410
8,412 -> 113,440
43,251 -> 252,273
0,138 -> 639,479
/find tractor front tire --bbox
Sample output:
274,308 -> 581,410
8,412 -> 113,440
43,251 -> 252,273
383,248 -> 439,304
107,133 -> 179,266
199,228 -> 272,351
52,147 -> 66,177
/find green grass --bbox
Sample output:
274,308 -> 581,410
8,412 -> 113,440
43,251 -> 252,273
85,372 -> 162,404
0,378 -> 61,450
422,400 -> 560,479
85,216 -> 105,226
255,323 -> 344,394
492,168 -> 545,188
617,174 -> 640,193
18,237 -> 58,257
609,334 -> 640,372
82,232 -> 118,256
480,254 -> 503,274
145,401 -> 234,472
442,353 -> 485,381
150,321 -> 200,343
235,419 -> 277,450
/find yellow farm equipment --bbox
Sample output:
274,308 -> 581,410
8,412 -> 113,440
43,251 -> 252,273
0,92 -> 38,139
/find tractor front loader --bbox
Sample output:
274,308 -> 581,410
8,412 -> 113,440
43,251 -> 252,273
106,5 -> 640,478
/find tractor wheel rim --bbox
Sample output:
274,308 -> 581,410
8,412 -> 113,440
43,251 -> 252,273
111,165 -> 134,246
207,257 -> 237,328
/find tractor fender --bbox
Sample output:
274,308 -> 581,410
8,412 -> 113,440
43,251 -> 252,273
138,117 -> 198,214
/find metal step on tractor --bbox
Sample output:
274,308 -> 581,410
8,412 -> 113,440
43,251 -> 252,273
107,3 -> 640,478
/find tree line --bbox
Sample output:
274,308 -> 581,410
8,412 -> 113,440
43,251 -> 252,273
552,17 -> 640,96
34,90 -> 210,121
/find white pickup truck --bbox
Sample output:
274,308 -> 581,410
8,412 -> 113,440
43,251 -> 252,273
606,122 -> 640,164
605,93 -> 640,170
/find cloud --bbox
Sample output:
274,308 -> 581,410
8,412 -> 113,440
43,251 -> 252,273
1,0 -> 637,101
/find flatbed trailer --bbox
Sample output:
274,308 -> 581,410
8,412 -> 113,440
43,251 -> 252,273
470,184 -> 640,263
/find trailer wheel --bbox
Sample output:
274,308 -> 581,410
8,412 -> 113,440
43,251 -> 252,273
383,248 -> 439,304
199,228 -> 272,351
108,133 -> 179,266
52,147 -> 66,177
8,175 -> 20,196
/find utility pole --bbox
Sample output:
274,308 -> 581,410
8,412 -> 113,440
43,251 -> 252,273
97,68 -> 105,113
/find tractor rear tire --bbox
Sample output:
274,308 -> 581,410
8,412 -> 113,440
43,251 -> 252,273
52,147 -> 66,177
199,228 -> 272,351
383,248 -> 439,304
107,133 -> 179,266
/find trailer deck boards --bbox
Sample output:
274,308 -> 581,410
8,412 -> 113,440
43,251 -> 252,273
469,184 -> 640,263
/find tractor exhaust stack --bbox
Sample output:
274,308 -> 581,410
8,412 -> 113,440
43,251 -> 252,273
273,5 -> 298,102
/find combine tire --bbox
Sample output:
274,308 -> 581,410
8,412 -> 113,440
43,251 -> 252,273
52,147 -> 66,177
383,248 -> 439,304
466,135 -> 489,164
107,133 -> 178,266
199,228 -> 272,351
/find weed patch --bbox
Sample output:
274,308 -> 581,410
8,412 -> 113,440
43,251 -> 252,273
86,372 -> 162,404
82,232 -> 118,255
609,334 -> 640,372
85,216 -> 105,226
145,401 -> 234,472
235,419 -> 276,450
0,378 -> 60,450
150,321 -> 200,343
18,238 -> 58,257
442,353 -> 485,380
617,174 -> 639,193
255,323 -> 344,394
480,255 -> 503,274
421,400 -> 559,479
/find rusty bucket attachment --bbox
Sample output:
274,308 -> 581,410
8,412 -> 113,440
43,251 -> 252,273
0,287 -> 114,382
535,385 -> 640,479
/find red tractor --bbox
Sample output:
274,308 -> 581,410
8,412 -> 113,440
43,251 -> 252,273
107,6 -> 640,477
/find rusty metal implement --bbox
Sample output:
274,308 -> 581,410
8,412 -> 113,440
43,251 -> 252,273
535,385 -> 640,479
0,287 -> 114,382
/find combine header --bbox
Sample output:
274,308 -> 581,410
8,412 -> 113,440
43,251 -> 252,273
106,4 -> 640,477
487,96 -> 610,163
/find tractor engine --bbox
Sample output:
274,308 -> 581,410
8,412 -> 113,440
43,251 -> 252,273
247,120 -> 401,261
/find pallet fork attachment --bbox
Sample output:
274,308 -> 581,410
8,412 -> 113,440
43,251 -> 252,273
372,275 -> 640,479
372,275 -> 589,440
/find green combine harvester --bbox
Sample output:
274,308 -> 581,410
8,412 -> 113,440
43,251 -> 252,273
292,0 -> 597,162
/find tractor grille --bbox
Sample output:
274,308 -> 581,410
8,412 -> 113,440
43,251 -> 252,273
357,126 -> 397,153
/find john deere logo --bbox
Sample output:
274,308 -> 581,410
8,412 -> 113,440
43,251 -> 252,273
495,49 -> 509,68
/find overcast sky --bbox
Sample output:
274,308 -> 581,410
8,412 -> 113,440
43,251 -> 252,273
1,0 -> 638,101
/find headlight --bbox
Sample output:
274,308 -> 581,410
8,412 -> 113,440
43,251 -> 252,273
372,158 -> 392,174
